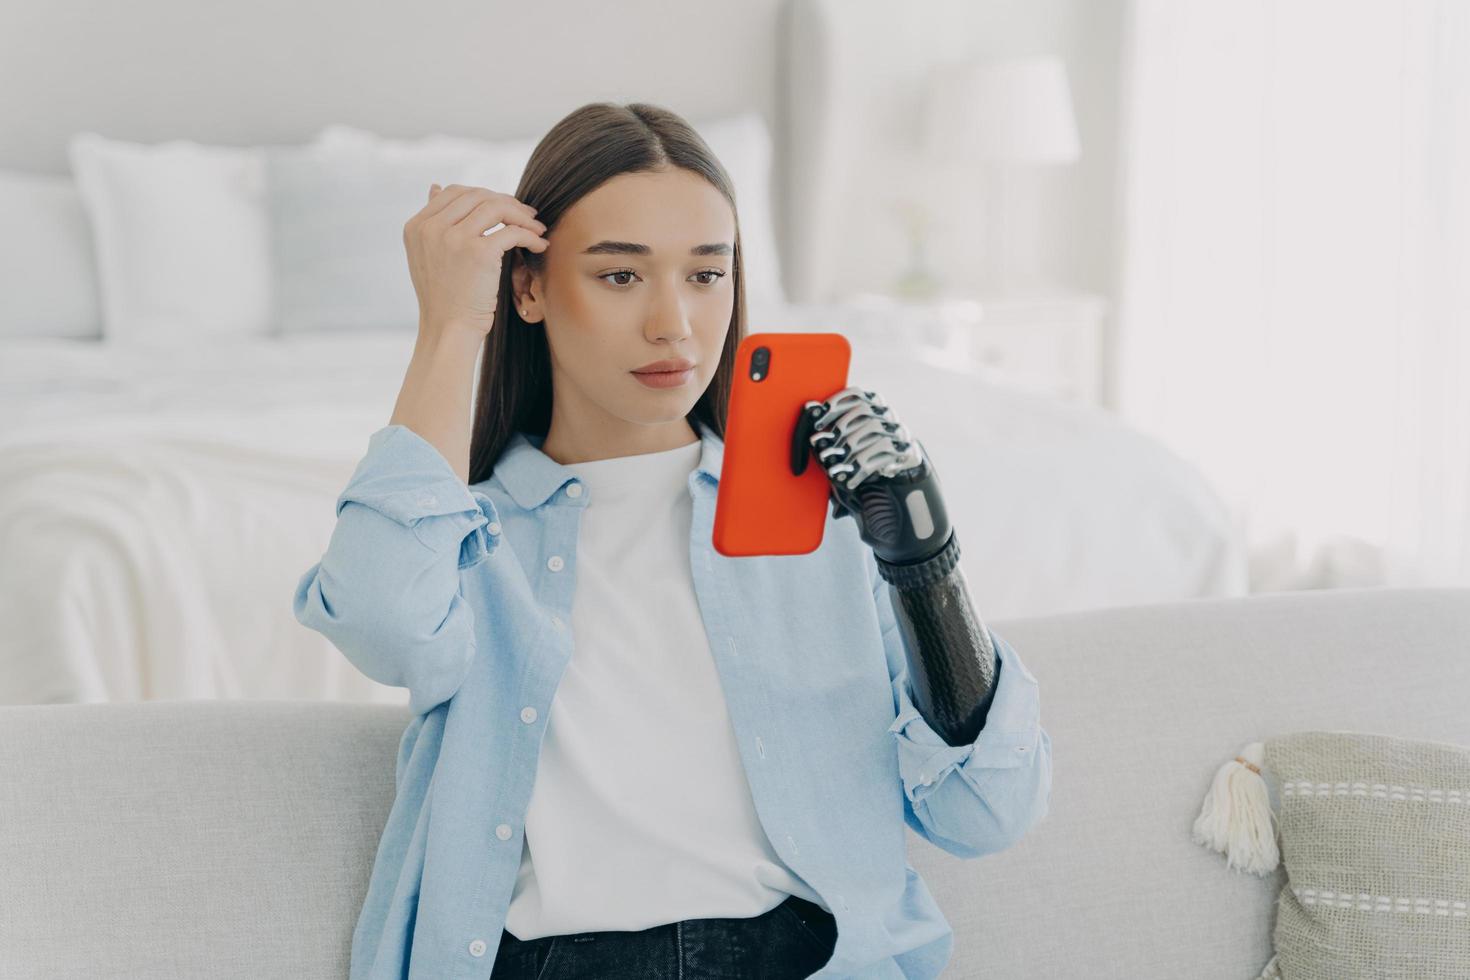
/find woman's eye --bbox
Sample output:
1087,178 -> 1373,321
597,269 -> 727,287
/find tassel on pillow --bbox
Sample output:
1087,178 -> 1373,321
1192,740 -> 1280,875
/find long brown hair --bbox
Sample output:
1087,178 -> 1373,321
468,102 -> 749,486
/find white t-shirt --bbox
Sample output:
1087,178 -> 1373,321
502,435 -> 824,940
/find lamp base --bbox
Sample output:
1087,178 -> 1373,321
892,197 -> 943,300
893,268 -> 942,300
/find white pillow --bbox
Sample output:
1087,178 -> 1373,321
0,171 -> 103,340
695,112 -> 787,308
67,132 -> 273,344
264,124 -> 536,334
264,113 -> 785,336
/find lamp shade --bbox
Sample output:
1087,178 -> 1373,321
924,56 -> 1080,164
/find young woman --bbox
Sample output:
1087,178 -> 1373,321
294,102 -> 1051,980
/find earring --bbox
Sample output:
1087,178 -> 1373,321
521,309 -> 528,317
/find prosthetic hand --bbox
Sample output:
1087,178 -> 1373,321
792,387 -> 1000,747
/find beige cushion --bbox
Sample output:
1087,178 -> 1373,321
1254,730 -> 1470,979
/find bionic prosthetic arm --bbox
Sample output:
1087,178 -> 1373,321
792,387 -> 1000,748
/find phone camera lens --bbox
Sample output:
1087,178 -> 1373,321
750,346 -> 771,381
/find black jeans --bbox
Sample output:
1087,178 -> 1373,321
488,894 -> 838,979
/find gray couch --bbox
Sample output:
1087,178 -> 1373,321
3,586 -> 1467,978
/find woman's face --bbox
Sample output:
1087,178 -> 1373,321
517,166 -> 736,446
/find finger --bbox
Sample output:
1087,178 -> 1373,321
454,197 -> 549,239
406,184 -> 468,234
478,222 -> 550,256
454,193 -> 545,234
418,183 -> 484,222
428,185 -> 542,230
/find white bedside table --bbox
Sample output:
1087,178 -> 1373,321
840,290 -> 1109,408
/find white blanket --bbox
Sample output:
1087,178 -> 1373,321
0,333 -> 414,705
0,312 -> 1246,706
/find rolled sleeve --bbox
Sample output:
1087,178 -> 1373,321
887,629 -> 1051,858
336,424 -> 500,568
293,424 -> 503,715
869,548 -> 1052,859
890,630 -> 1043,801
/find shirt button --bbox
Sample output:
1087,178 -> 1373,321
468,938 -> 487,957
487,521 -> 502,535
551,616 -> 565,632
520,706 -> 538,724
565,483 -> 583,498
547,555 -> 564,572
496,823 -> 512,841
416,492 -> 437,507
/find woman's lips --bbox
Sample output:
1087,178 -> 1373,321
631,368 -> 694,389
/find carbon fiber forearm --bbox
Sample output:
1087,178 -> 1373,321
877,533 -> 1000,748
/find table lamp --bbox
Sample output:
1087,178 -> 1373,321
901,55 -> 1081,297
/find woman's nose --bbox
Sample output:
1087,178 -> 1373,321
645,284 -> 693,343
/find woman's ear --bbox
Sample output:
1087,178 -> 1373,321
510,260 -> 540,323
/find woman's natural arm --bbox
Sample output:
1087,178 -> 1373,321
390,180 -> 548,481
389,323 -> 485,484
292,183 -> 547,714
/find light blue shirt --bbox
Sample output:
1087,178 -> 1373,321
293,420 -> 1051,979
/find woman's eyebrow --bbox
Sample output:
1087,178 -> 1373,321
580,240 -> 733,257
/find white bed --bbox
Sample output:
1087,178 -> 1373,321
0,0 -> 1246,706
0,302 -> 1244,706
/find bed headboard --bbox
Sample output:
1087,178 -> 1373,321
0,0 -> 851,303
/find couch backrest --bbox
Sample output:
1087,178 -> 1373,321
2,586 -> 1466,978
917,585 -> 1470,978
0,699 -> 402,978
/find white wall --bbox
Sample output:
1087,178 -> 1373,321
794,0 -> 1125,352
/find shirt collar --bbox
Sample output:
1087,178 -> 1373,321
491,418 -> 725,510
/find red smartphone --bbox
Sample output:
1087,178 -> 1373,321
713,332 -> 851,557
